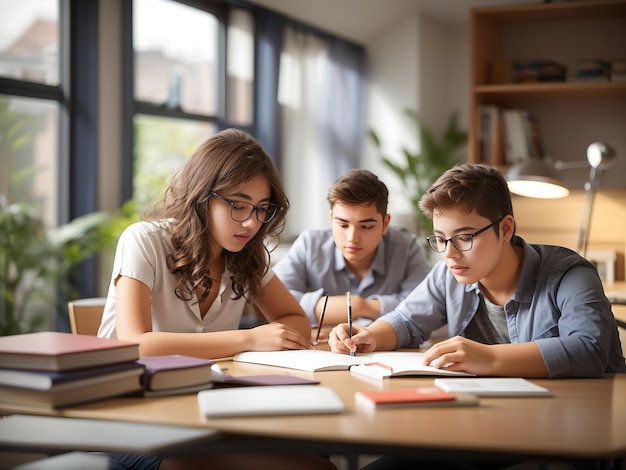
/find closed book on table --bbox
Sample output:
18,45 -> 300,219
355,387 -> 479,409
198,385 -> 345,417
0,366 -> 143,408
137,354 -> 215,391
434,378 -> 553,397
0,414 -> 219,454
0,361 -> 144,391
0,331 -> 139,372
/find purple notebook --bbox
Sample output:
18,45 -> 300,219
215,374 -> 319,388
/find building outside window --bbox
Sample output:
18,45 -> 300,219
0,0 -> 60,229
130,0 -> 255,209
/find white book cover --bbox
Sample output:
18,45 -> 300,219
0,415 -> 219,454
197,385 -> 345,417
502,109 -> 529,165
434,378 -> 552,397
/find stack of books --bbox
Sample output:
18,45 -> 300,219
611,59 -> 626,82
574,59 -> 611,82
0,331 -> 143,408
490,59 -> 567,84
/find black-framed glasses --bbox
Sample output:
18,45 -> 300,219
211,192 -> 281,223
426,216 -> 505,253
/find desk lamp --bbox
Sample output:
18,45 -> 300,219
506,142 -> 616,258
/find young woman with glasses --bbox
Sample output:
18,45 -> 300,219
98,130 -> 336,469
329,163 -> 626,380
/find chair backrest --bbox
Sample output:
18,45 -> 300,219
67,297 -> 107,336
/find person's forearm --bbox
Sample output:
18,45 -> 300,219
137,330 -> 250,359
272,312 -> 312,338
367,320 -> 398,351
317,295 -> 380,325
489,342 -> 549,378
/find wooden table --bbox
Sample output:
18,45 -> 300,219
2,357 -> 625,469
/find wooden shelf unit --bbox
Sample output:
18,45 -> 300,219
468,0 -> 626,184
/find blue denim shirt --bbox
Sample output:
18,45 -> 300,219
274,227 -> 431,325
380,236 -> 626,378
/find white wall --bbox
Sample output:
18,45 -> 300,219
364,12 -> 469,232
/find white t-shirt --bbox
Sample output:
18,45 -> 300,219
98,220 -> 274,338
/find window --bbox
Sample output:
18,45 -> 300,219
0,0 -> 61,229
130,0 -> 255,206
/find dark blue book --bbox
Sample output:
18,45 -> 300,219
0,361 -> 144,391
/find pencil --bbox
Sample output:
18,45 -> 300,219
347,291 -> 355,356
313,295 -> 329,346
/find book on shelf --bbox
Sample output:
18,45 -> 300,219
574,58 -> 611,82
0,331 -> 139,372
433,378 -> 553,397
501,108 -> 544,165
354,387 -> 479,409
0,365 -> 143,408
490,59 -> 566,84
233,349 -> 473,377
137,354 -> 215,392
197,385 -> 345,417
477,105 -> 504,165
501,109 -> 529,165
611,59 -> 626,81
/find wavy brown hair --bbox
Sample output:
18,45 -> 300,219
146,129 -> 289,303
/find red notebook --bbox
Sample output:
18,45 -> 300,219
355,387 -> 479,409
0,331 -> 139,372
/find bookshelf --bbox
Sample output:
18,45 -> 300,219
468,0 -> 626,190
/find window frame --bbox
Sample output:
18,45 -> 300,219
122,0 -> 254,203
0,0 -> 102,323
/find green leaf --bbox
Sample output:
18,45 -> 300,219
368,109 -> 467,237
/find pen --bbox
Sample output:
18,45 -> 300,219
313,294 -> 329,346
347,291 -> 355,356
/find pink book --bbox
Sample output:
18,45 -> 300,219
0,331 -> 139,372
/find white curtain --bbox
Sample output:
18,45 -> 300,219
278,27 -> 330,239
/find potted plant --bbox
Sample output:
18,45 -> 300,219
369,109 -> 467,237
0,195 -> 115,335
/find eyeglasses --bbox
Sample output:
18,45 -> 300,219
426,216 -> 505,253
211,192 -> 281,223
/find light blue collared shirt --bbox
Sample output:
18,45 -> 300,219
379,235 -> 626,378
273,227 -> 431,325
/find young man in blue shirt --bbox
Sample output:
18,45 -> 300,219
330,163 -> 626,378
274,169 -> 431,329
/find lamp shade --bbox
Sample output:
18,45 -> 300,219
506,159 -> 570,199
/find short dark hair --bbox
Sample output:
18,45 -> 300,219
419,163 -> 515,235
327,169 -> 388,216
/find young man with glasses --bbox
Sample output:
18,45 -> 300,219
330,163 -> 626,379
274,169 -> 431,329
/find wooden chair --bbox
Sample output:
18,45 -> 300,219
67,297 -> 107,336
